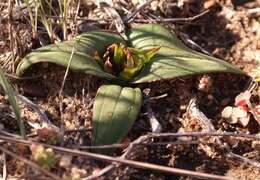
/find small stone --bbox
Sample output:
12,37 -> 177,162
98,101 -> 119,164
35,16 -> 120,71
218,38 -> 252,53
221,106 -> 233,119
59,155 -> 72,168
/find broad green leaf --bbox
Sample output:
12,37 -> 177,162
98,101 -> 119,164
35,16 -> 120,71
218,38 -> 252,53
92,84 -> 142,154
16,31 -> 126,80
125,24 -> 245,83
94,51 -> 104,67
0,68 -> 26,138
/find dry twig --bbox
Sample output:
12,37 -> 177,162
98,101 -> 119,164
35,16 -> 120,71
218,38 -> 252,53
227,152 -> 260,168
101,3 -> 125,33
59,45 -> 76,141
2,152 -> 7,180
7,0 -> 15,73
16,94 -> 50,125
188,97 -> 216,131
83,165 -> 115,180
81,139 -> 207,179
125,0 -> 155,23
186,97 -> 260,169
149,132 -> 260,140
0,133 -> 233,180
134,9 -> 210,23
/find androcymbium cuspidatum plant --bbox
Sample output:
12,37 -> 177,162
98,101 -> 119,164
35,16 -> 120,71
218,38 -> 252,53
16,24 -> 244,154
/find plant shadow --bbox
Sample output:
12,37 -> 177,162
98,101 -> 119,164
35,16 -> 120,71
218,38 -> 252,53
173,2 -> 241,63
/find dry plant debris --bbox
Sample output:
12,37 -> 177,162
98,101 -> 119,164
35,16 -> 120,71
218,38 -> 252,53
0,0 -> 260,179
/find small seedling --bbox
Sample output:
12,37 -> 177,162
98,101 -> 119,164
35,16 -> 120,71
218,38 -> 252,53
30,144 -> 57,170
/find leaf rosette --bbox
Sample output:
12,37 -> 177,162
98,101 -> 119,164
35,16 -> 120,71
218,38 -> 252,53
94,43 -> 160,81
16,24 -> 243,83
16,24 -> 245,153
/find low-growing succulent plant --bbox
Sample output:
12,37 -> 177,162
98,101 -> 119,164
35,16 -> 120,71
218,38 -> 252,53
16,24 -> 244,153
